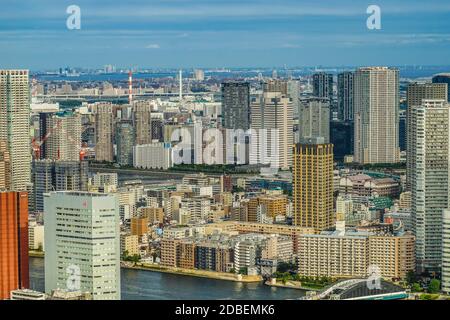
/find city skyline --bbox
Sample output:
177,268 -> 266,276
1,0 -> 450,69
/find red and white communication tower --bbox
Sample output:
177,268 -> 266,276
128,71 -> 133,104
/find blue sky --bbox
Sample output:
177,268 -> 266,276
1,0 -> 450,69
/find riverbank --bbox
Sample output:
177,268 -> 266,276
123,262 -> 263,283
264,279 -> 316,291
29,254 -> 261,283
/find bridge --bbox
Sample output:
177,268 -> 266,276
301,278 -> 409,300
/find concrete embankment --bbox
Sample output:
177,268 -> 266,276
122,263 -> 262,283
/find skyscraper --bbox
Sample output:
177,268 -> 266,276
133,100 -> 152,145
0,191 -> 29,300
442,209 -> 450,294
432,73 -> 450,102
299,97 -> 330,143
0,140 -> 11,190
0,70 -> 31,191
44,110 -> 82,161
293,142 -> 334,231
287,80 -> 300,118
116,120 -> 135,166
250,91 -> 293,170
410,100 -> 450,273
312,72 -> 333,101
406,83 -> 448,190
44,191 -> 120,300
354,67 -> 399,164
221,82 -> 250,130
263,79 -> 288,94
94,103 -> 114,162
337,71 -> 354,121
31,160 -> 89,213
330,120 -> 354,161
38,111 -> 54,159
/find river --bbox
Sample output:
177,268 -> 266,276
29,257 -> 304,300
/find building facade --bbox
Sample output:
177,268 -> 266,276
221,82 -> 250,130
354,67 -> 399,164
0,191 -> 29,300
410,100 -> 450,273
337,71 -> 354,121
94,103 -> 114,162
293,143 -> 334,231
250,91 -> 293,170
0,70 -> 31,191
44,191 -> 120,300
406,83 -> 448,190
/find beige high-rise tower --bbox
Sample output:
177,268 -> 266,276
354,67 -> 399,164
133,100 -> 152,145
293,142 -> 334,231
0,141 -> 11,190
94,102 -> 114,162
250,91 -> 293,170
45,111 -> 82,161
0,70 -> 31,191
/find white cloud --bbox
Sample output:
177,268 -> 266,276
145,44 -> 161,49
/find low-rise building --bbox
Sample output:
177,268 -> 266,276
120,234 -> 139,257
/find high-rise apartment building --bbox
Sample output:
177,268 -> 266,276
354,67 -> 399,164
44,111 -> 82,161
337,71 -> 354,121
287,80 -> 300,118
31,160 -> 88,213
0,140 -> 11,190
94,103 -> 114,162
312,72 -> 333,101
263,79 -> 288,94
432,73 -> 450,102
133,100 -> 152,145
0,191 -> 29,300
116,120 -> 135,166
44,191 -> 120,300
442,209 -> 450,294
298,230 -> 415,279
406,83 -> 448,190
299,97 -> 330,143
221,82 -> 250,130
293,143 -> 334,231
330,120 -> 353,161
410,100 -> 450,273
38,112 -> 54,159
250,91 -> 293,170
0,70 -> 31,191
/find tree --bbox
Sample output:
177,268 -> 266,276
238,267 -> 248,275
276,262 -> 296,273
411,283 -> 422,292
428,279 -> 440,294
406,271 -> 416,285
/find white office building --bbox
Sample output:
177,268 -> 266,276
44,191 -> 121,300
133,142 -> 174,170
410,100 -> 450,273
